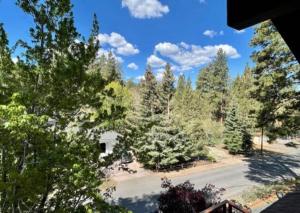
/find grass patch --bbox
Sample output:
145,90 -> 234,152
236,178 -> 300,205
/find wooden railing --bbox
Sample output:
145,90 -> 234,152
200,200 -> 251,213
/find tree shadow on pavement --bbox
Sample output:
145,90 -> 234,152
243,150 -> 300,184
114,194 -> 159,213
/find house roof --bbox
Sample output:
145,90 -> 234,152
227,0 -> 300,62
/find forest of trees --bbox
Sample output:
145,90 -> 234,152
0,0 -> 299,212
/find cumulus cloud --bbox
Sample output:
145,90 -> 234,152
147,54 -> 166,68
234,29 -> 246,34
121,0 -> 169,19
97,32 -> 139,56
153,42 -> 240,70
127,62 -> 138,70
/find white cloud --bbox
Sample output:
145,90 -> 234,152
127,62 -> 138,70
136,75 -> 145,81
203,30 -> 217,38
97,32 -> 139,56
121,0 -> 169,19
203,30 -> 224,38
234,29 -> 246,34
147,54 -> 166,68
154,43 -> 180,55
153,42 -> 240,71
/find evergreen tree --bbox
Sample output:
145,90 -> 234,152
196,49 -> 229,123
224,106 -> 252,154
172,74 -> 187,128
140,65 -> 160,117
159,63 -> 175,118
231,65 -> 258,131
90,52 -> 122,83
132,69 -> 204,169
0,24 -> 15,104
135,115 -> 203,170
250,21 -> 300,140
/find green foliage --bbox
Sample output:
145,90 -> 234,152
0,24 -> 15,104
0,0 -> 129,211
158,63 -> 175,117
230,65 -> 259,132
140,65 -> 161,117
224,106 -> 253,154
250,21 -> 300,140
90,52 -> 122,83
135,115 -> 204,170
130,66 -> 205,170
197,49 -> 229,123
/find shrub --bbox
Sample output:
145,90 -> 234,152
157,178 -> 225,213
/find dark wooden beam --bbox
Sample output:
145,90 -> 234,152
273,11 -> 300,62
227,0 -> 300,30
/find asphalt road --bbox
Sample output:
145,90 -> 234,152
110,149 -> 300,213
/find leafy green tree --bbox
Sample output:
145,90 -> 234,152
250,21 -> 300,140
0,1 -> 129,212
224,106 -> 252,154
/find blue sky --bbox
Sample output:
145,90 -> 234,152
0,0 -> 254,83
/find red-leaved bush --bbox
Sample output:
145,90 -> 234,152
157,178 -> 225,213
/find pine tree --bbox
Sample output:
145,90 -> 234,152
224,106 -> 252,154
231,65 -> 258,131
90,52 -> 122,83
250,21 -> 300,140
159,63 -> 175,118
196,49 -> 229,123
140,65 -> 160,117
136,115 -> 203,170
0,24 -> 15,104
133,69 -> 204,169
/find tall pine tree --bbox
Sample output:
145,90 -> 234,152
159,63 -> 175,118
196,49 -> 229,123
250,21 -> 300,140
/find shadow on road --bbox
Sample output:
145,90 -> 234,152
243,150 -> 300,184
114,193 -> 159,213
